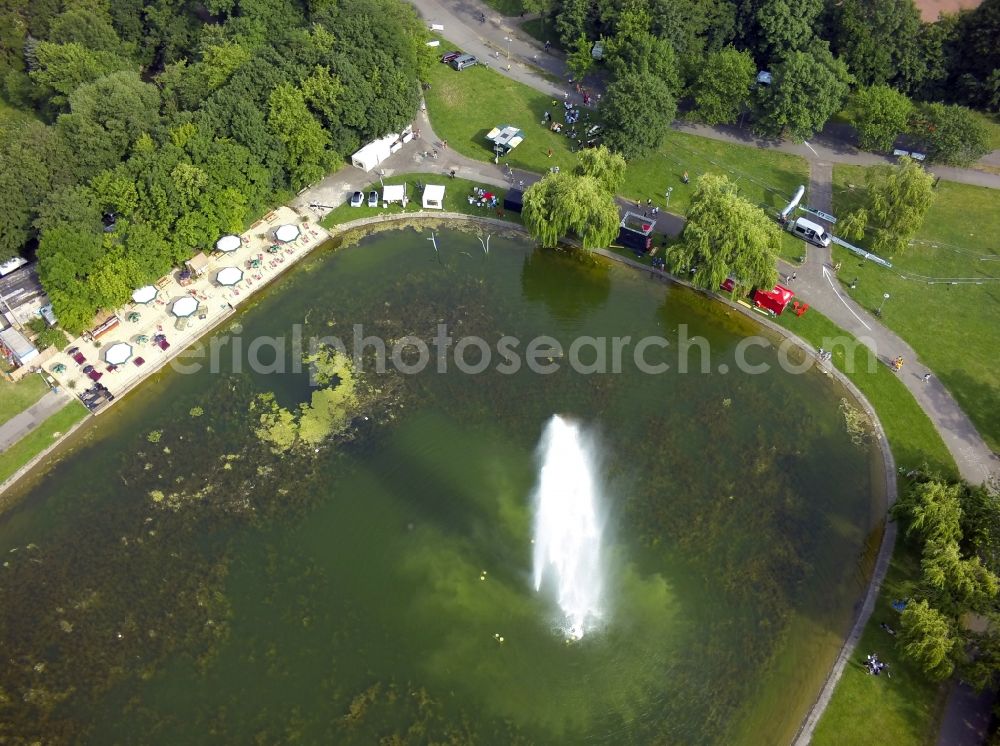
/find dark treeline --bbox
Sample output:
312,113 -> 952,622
549,0 -> 997,160
0,0 -> 430,332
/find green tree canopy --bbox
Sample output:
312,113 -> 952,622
910,102 -> 991,166
828,0 -> 925,92
691,45 -> 755,126
865,157 -> 934,256
522,172 -> 621,250
56,70 -> 160,178
756,44 -> 852,141
900,599 -> 959,681
574,145 -> 627,194
267,82 -> 336,189
667,173 -> 780,293
28,41 -> 132,111
601,70 -> 676,159
754,0 -> 822,61
848,85 -> 914,153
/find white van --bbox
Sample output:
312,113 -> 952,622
790,217 -> 831,248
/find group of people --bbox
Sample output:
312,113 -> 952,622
891,355 -> 904,372
816,348 -> 833,362
865,652 -> 890,677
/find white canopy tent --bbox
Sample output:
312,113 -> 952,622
216,267 -> 243,286
275,224 -> 300,242
172,296 -> 199,318
383,184 -> 407,205
132,285 -> 157,304
422,184 -> 445,210
216,234 -> 241,252
105,342 -> 133,365
351,133 -> 396,172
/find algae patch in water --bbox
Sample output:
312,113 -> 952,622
253,348 -> 363,454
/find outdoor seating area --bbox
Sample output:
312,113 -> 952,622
467,187 -> 500,209
45,205 -> 330,401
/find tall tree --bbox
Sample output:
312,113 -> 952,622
827,0 -> 925,92
522,172 -> 620,250
899,599 -> 959,681
56,70 -> 161,178
755,44 -> 852,141
267,82 -> 336,189
28,41 -> 132,111
667,173 -> 780,293
754,0 -> 822,61
606,31 -> 682,99
848,85 -> 914,153
601,70 -> 676,159
910,103 -> 991,166
691,46 -> 755,125
574,145 -> 626,194
842,157 -> 934,256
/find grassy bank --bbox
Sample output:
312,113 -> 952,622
319,173 -> 523,229
811,542 -> 946,746
0,402 -> 88,485
773,308 -> 956,476
0,376 -> 49,426
772,308 -> 955,744
831,166 -> 1000,452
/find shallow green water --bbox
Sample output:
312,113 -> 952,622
0,228 -> 884,745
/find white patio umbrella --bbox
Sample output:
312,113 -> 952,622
172,296 -> 199,318
275,224 -> 300,242
105,342 -> 133,365
216,234 -> 241,252
132,285 -> 157,304
216,266 -> 243,286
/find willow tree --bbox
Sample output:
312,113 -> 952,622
522,171 -> 620,250
668,173 -> 780,294
839,156 -> 934,255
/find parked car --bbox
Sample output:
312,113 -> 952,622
368,190 -> 379,207
450,54 -> 478,71
350,191 -> 364,207
441,51 -> 461,64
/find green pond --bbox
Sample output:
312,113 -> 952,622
0,227 -> 885,745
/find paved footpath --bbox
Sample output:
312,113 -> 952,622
0,389 -> 71,453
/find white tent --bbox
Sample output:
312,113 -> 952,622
351,134 -> 396,172
383,184 -> 407,205
216,267 -> 243,286
275,224 -> 299,242
423,184 -> 445,210
216,234 -> 241,252
172,296 -> 199,318
132,285 -> 157,304
105,342 -> 133,365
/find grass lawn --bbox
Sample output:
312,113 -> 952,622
320,173 -> 522,229
773,307 -> 956,476
424,56 -> 809,245
831,166 -> 1000,452
0,375 -> 49,426
0,401 -> 88,485
771,308 -> 954,745
811,541 -> 946,746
